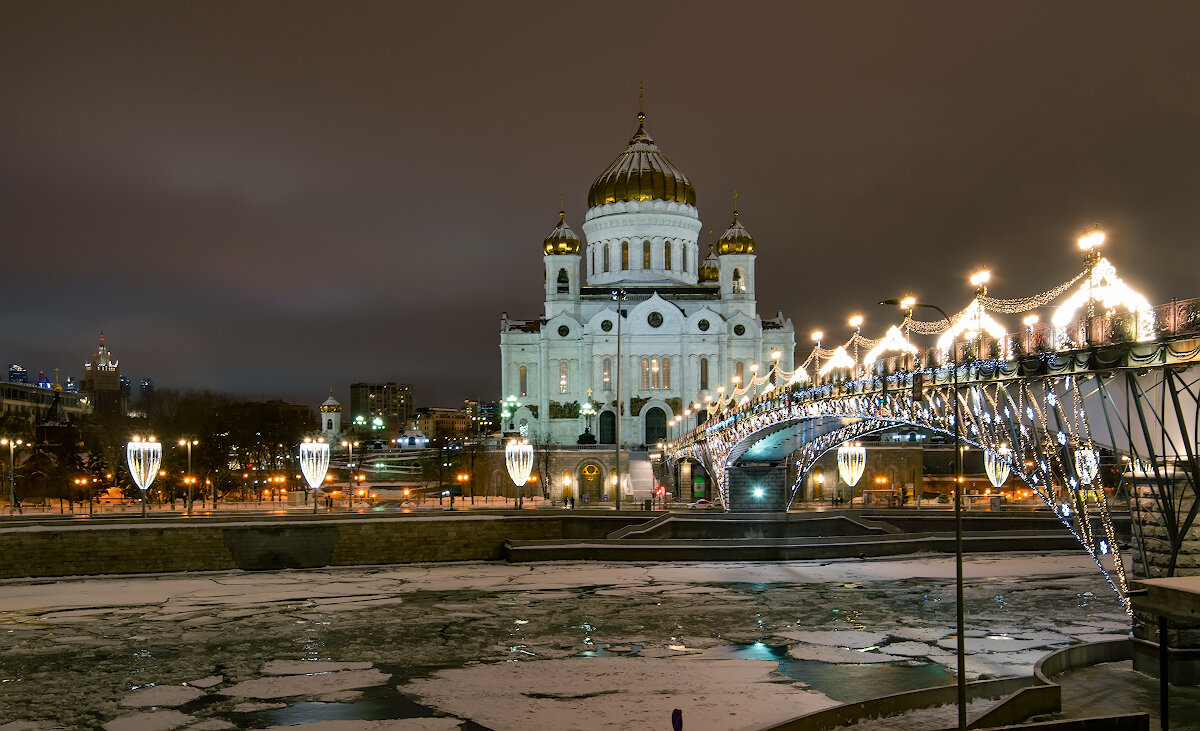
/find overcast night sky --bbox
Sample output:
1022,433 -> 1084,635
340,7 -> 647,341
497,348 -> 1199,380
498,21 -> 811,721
2,2 -> 1197,410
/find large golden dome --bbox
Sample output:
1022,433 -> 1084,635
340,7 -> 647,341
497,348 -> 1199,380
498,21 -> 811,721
587,112 -> 696,208
543,209 -> 581,255
717,208 -> 756,255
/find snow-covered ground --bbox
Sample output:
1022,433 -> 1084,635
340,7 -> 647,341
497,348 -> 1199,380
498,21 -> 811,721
0,554 -> 1128,730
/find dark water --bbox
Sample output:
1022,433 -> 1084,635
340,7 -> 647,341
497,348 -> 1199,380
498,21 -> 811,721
720,641 -> 954,703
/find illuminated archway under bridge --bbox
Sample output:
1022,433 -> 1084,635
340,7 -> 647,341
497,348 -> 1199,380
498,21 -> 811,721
665,336 -> 1200,611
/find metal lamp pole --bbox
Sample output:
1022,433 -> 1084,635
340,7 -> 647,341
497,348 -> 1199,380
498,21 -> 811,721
883,297 -> 965,730
611,288 -> 626,510
179,438 -> 197,516
2,438 -> 23,515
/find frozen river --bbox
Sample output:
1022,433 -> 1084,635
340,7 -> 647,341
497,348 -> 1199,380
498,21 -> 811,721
0,553 -> 1128,730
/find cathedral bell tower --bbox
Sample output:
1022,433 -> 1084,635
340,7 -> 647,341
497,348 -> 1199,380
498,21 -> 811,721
543,207 -> 581,319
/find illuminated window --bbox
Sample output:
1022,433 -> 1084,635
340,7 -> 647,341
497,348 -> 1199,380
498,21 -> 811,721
603,243 -> 610,273
664,242 -> 672,271
559,362 -> 568,393
733,268 -> 746,293
519,366 -> 527,397
662,357 -> 670,389
699,358 -> 709,390
602,358 -> 611,390
641,358 -> 650,390
643,241 -> 651,269
651,358 -> 660,389
621,241 -> 629,270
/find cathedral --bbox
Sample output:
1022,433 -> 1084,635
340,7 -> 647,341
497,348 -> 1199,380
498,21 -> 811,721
499,107 -> 796,450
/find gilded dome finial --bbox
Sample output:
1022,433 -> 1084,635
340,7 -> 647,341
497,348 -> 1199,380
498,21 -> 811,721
733,190 -> 739,220
638,82 -> 645,123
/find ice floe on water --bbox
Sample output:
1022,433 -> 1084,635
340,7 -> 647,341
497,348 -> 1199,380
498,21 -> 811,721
0,553 -> 1130,729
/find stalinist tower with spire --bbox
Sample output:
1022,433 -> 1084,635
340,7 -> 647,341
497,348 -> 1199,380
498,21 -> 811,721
499,93 -> 795,498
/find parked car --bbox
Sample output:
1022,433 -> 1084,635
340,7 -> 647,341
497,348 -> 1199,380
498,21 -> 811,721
686,498 -> 714,509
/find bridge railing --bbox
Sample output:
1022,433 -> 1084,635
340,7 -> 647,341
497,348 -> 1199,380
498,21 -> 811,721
678,295 -> 1199,447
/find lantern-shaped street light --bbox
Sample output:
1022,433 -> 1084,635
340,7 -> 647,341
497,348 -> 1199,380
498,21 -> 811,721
300,438 -> 331,514
837,442 -> 866,499
505,438 -> 534,509
1075,447 -> 1099,486
127,436 -> 162,518
985,446 -> 1012,490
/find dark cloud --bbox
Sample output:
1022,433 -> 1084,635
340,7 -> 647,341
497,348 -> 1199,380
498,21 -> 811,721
2,2 -> 1197,409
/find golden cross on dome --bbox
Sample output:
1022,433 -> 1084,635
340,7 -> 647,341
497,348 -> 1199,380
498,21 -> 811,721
638,82 -> 645,122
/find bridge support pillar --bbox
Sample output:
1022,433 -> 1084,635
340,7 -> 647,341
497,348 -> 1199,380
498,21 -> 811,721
1131,482 -> 1200,685
727,463 -> 790,512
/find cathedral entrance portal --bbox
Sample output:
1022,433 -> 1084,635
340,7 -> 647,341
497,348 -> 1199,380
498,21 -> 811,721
579,463 -> 603,505
644,407 -> 666,444
599,411 -> 616,444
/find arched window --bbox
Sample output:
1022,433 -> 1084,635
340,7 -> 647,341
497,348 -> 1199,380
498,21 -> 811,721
662,357 -> 671,389
326,418 -> 333,431
641,358 -> 650,390
557,268 -> 569,293
603,243 -> 610,273
684,249 -> 689,273
621,241 -> 629,270
733,268 -> 746,293
651,358 -> 660,389
643,240 -> 651,269
664,242 -> 672,271
699,358 -> 709,390
519,366 -> 528,396
602,358 -> 611,390
559,362 -> 568,393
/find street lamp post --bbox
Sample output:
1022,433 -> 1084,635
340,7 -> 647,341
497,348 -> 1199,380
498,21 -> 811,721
2,438 -> 24,515
811,331 -> 823,378
126,436 -> 162,519
178,438 -> 198,516
883,296 -> 966,731
341,439 -> 359,502
611,288 -> 627,510
505,438 -> 533,510
300,438 -> 331,515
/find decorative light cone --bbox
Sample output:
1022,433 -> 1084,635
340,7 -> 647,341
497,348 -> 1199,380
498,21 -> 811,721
127,437 -> 161,517
505,439 -> 534,487
1075,448 -> 1099,486
837,443 -> 866,488
984,446 -> 1012,489
300,440 -> 331,492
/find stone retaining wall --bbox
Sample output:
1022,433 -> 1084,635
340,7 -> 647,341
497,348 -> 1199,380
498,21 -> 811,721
0,515 -> 568,579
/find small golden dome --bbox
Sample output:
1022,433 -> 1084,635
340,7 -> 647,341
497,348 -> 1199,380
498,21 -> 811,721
321,389 -> 342,413
717,208 -> 756,255
698,243 -> 720,283
543,209 -> 581,255
587,111 -> 696,209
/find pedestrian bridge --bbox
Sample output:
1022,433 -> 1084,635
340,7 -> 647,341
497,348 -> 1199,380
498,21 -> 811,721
664,244 -> 1199,608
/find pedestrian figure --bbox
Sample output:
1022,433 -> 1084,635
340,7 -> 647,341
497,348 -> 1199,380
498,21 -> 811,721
671,708 -> 683,730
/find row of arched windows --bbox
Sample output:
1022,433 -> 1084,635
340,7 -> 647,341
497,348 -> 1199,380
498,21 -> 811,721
641,357 -> 671,390
594,240 -> 690,275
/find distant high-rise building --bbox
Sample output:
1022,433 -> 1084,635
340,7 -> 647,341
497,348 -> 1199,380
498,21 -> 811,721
464,399 -> 500,436
139,377 -> 154,402
8,364 -> 28,383
36,370 -> 52,389
349,382 -> 412,429
82,334 -> 126,415
64,377 -> 78,394
120,375 -> 132,403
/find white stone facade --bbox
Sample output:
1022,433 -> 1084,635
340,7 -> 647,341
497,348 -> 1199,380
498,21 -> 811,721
499,117 -> 795,449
